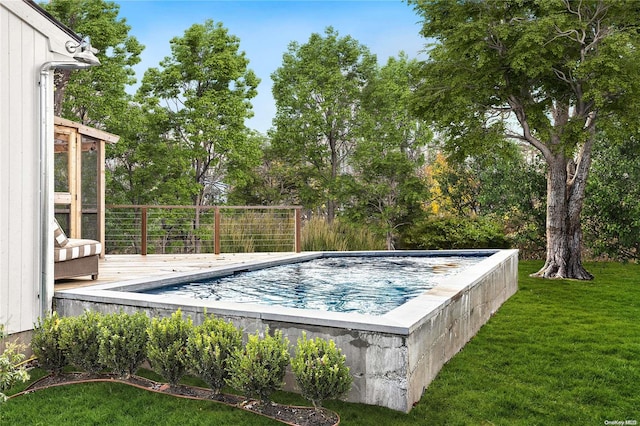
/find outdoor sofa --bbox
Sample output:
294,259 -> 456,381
53,218 -> 101,280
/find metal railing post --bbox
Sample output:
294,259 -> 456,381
214,207 -> 221,255
141,207 -> 147,255
295,207 -> 302,253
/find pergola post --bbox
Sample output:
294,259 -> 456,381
53,117 -> 119,258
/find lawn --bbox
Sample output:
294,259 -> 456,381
2,261 -> 639,425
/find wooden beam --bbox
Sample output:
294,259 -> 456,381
54,192 -> 72,205
98,139 -> 106,258
67,129 -> 80,238
54,116 -> 120,144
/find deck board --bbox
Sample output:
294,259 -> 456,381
54,252 -> 299,290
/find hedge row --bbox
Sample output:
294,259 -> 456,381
31,310 -> 352,408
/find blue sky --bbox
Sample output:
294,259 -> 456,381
113,0 -> 427,133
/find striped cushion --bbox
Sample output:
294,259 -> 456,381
53,218 -> 69,248
54,239 -> 102,262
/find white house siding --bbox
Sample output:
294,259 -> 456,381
0,0 -> 79,334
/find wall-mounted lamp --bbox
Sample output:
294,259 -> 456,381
65,38 -> 101,66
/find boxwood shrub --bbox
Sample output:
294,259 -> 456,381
186,314 -> 242,394
226,328 -> 290,403
146,309 -> 193,387
99,310 -> 150,378
292,332 -> 352,409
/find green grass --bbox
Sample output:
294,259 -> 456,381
2,261 -> 639,425
2,382 -> 282,425
402,261 -> 640,425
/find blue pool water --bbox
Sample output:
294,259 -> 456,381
144,255 -> 483,315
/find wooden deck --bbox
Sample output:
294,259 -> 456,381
54,252 -> 301,291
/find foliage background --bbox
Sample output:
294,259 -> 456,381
44,0 -> 639,263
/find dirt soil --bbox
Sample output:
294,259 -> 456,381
21,372 -> 339,426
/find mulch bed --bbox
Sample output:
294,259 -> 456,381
14,372 -> 339,426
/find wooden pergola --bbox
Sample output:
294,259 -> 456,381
53,117 -> 119,258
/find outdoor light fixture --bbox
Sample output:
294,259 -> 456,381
65,37 -> 101,66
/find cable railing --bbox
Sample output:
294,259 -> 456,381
105,205 -> 302,255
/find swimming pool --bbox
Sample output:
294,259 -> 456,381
54,249 -> 518,412
143,255 -> 484,315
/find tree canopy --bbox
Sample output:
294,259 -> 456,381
45,0 -> 640,262
43,0 -> 143,127
346,54 -> 432,249
270,27 -> 377,222
139,19 -> 261,206
408,0 -> 640,279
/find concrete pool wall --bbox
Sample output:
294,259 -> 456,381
54,249 -> 518,412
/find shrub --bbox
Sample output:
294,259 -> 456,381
226,328 -> 290,403
185,315 -> 242,394
401,215 -> 510,250
0,325 -> 30,403
583,134 -> 640,261
59,310 -> 105,374
99,311 -> 150,378
146,309 -> 193,387
291,332 -> 352,409
31,312 -> 68,375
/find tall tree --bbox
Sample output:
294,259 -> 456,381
139,20 -> 261,207
106,101 -> 199,206
408,0 -> 640,279
271,27 -> 377,223
226,138 -> 298,206
43,0 -> 143,127
347,54 -> 432,249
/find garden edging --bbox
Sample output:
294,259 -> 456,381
9,372 -> 339,426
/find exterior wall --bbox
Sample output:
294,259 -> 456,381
0,0 -> 79,334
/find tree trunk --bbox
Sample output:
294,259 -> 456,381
532,154 -> 593,280
386,230 -> 394,251
327,132 -> 338,225
326,199 -> 335,225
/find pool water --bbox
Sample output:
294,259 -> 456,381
144,255 -> 483,315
